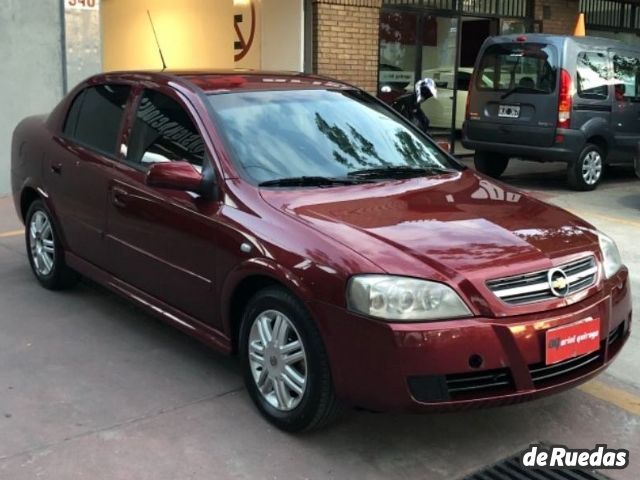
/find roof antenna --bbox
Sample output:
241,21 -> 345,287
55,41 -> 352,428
147,10 -> 167,72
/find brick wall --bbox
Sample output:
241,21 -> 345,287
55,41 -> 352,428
312,0 -> 382,94
536,0 -> 581,35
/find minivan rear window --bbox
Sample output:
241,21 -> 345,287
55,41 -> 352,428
476,43 -> 558,94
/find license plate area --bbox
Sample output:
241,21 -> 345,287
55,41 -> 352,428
545,317 -> 601,365
498,105 -> 521,118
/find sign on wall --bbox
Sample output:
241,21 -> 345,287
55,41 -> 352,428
65,0 -> 100,11
234,0 -> 261,69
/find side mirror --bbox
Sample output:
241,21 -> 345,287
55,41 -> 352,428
146,161 -> 205,193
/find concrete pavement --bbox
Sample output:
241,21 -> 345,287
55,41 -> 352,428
1,163 -> 639,479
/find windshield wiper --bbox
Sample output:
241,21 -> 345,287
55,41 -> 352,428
258,176 -> 361,187
501,86 -> 547,100
347,165 -> 454,179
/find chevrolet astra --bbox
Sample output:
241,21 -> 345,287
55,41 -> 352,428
11,71 -> 631,431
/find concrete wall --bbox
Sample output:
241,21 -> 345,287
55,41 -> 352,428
262,0 -> 304,71
0,0 -> 64,196
65,6 -> 102,87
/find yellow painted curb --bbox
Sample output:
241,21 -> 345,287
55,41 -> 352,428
579,380 -> 640,417
0,229 -> 23,239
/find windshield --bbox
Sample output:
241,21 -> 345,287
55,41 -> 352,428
207,89 -> 460,185
476,43 -> 558,94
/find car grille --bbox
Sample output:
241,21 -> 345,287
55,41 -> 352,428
486,256 -> 598,305
407,369 -> 515,402
445,369 -> 513,395
529,351 -> 601,384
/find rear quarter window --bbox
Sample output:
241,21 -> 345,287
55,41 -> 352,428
577,52 -> 609,100
476,43 -> 558,94
612,51 -> 640,101
63,84 -> 131,156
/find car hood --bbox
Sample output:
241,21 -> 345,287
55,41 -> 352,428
259,170 -> 598,283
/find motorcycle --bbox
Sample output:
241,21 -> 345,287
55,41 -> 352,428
388,78 -> 438,136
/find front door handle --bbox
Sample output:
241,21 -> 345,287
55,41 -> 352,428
50,163 -> 63,175
111,187 -> 129,208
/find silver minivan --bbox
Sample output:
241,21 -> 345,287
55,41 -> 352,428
463,34 -> 640,190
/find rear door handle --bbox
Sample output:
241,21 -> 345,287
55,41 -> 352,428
111,187 -> 129,208
50,163 -> 63,175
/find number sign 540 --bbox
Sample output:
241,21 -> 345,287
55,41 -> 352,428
67,0 -> 99,9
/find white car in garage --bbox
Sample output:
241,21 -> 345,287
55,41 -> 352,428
420,68 -> 474,131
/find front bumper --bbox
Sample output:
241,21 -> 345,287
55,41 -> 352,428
310,269 -> 631,412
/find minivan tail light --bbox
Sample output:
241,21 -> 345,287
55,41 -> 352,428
558,69 -> 572,129
465,70 -> 477,120
465,88 -> 471,120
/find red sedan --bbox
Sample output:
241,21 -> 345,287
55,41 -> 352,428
11,71 -> 631,431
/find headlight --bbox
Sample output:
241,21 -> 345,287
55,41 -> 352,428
347,275 -> 472,321
598,232 -> 622,279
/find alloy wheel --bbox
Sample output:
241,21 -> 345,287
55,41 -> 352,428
29,210 -> 55,277
581,150 -> 602,186
248,309 -> 308,411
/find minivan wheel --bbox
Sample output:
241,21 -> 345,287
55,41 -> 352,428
568,144 -> 604,191
239,286 -> 341,432
25,199 -> 79,290
474,151 -> 509,179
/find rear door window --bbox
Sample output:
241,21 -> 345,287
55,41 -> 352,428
126,90 -> 206,171
612,51 -> 640,101
476,43 -> 558,94
577,52 -> 610,100
63,84 -> 130,156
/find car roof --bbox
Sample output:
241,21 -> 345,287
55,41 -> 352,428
97,70 -> 354,94
485,33 -> 636,51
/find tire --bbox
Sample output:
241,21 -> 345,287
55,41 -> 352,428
239,286 -> 341,432
474,151 -> 509,179
567,143 -> 604,191
25,199 -> 79,290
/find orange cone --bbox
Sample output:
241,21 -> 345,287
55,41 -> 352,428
574,13 -> 586,36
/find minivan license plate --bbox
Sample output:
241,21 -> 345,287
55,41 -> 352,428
498,105 -> 520,118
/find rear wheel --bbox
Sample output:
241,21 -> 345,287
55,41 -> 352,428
567,143 -> 604,191
239,286 -> 341,432
474,151 -> 509,179
25,199 -> 79,290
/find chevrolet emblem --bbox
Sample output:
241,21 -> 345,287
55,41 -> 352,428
548,268 -> 570,297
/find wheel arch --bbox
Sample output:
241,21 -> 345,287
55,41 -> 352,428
18,184 -> 69,249
221,259 -> 314,354
585,135 -> 608,157
19,186 -> 40,222
579,117 -> 612,158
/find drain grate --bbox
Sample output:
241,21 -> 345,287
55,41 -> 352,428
462,446 -> 613,480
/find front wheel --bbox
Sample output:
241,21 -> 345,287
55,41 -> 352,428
239,286 -> 341,432
474,151 -> 509,179
25,199 -> 79,290
567,143 -> 604,191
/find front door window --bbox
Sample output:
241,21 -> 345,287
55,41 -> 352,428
127,90 -> 206,171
